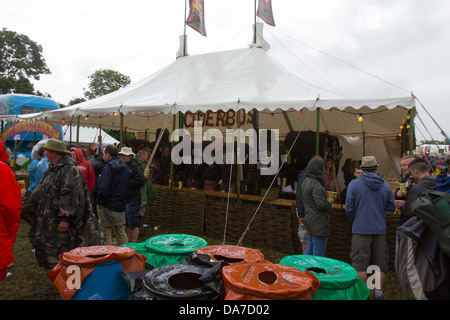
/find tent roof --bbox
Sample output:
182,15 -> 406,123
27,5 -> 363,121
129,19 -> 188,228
3,46 -> 416,138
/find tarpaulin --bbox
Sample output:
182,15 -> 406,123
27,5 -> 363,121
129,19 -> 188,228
222,262 -> 320,300
50,245 -> 147,300
195,245 -> 265,265
279,255 -> 370,300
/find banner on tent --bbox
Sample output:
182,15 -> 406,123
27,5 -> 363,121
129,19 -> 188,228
0,120 -> 61,143
182,109 -> 254,128
186,0 -> 207,36
257,0 -> 276,27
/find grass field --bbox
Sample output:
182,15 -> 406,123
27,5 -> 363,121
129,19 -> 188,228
0,221 -> 406,300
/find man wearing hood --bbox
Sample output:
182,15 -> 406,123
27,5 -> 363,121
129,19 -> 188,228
345,156 -> 396,300
96,145 -> 130,245
21,140 -> 104,295
301,157 -> 333,256
70,147 -> 96,193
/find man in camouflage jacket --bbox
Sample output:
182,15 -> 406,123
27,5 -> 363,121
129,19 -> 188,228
22,140 -> 104,271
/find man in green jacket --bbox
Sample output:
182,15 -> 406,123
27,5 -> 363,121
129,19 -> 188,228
22,140 -> 104,295
301,157 -> 334,256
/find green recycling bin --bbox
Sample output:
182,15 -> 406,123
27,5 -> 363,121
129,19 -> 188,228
143,234 -> 208,268
279,255 -> 370,300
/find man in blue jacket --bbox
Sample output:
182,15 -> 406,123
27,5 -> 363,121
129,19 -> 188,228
96,145 -> 130,245
345,156 -> 396,300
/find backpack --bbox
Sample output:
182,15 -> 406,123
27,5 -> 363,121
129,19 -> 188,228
395,216 -> 450,300
412,190 -> 450,258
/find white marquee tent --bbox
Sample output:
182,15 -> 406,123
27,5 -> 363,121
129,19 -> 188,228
2,25 -> 416,187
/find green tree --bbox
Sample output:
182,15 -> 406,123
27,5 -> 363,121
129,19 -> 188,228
83,69 -> 131,100
0,28 -> 50,94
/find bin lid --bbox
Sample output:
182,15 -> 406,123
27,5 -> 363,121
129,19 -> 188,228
195,245 -> 264,264
145,234 -> 207,255
222,262 -> 320,300
279,255 -> 370,300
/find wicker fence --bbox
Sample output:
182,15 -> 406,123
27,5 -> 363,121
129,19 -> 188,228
141,186 -> 400,269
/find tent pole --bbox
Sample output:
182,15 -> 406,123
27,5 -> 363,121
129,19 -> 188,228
315,108 -> 320,155
183,0 -> 188,56
119,112 -> 124,147
408,110 -> 415,154
253,0 -> 257,45
76,115 -> 80,147
169,112 -> 176,188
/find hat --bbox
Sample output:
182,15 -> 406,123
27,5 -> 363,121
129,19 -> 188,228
359,156 -> 380,169
42,140 -> 70,154
118,147 -> 135,156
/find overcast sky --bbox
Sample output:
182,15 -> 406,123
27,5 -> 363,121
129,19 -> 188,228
2,0 -> 449,143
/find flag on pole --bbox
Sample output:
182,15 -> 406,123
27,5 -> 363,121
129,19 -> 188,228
257,0 -> 275,27
186,0 -> 207,37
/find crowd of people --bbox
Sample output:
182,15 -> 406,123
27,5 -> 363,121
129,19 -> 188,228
1,135 -> 449,299
296,152 -> 450,300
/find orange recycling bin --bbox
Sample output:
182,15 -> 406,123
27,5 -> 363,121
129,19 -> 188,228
50,245 -> 147,300
195,245 -> 265,265
222,262 -> 320,300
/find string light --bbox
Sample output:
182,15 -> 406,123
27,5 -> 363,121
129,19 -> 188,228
114,112 -> 118,117
146,117 -> 149,121
357,114 -> 363,122
62,119 -> 65,124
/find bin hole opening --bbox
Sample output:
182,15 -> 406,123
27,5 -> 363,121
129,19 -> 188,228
86,254 -> 109,259
306,267 -> 327,274
213,254 -> 244,264
258,271 -> 277,285
168,272 -> 203,290
170,242 -> 186,247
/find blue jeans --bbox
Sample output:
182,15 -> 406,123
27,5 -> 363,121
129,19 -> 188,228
304,234 -> 328,256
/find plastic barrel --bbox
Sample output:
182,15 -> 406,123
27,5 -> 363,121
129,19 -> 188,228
222,262 -> 320,300
143,264 -> 221,300
71,259 -> 133,300
144,234 -> 208,268
279,255 -> 370,300
50,245 -> 147,300
195,245 -> 265,265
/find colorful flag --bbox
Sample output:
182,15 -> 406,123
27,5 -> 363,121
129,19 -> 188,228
186,0 -> 207,37
257,0 -> 276,27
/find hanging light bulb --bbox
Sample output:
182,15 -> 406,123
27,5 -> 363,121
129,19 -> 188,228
357,114 -> 363,122
146,117 -> 149,121
300,109 -> 303,114
85,116 -> 89,121
400,125 -> 404,129
114,112 -> 118,117
62,118 -> 66,124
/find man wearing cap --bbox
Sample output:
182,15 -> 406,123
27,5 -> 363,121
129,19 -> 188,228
119,147 -> 145,243
21,140 -> 104,295
345,156 -> 396,300
96,145 -> 130,245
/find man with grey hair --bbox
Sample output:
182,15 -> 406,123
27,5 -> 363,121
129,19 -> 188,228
399,158 -> 437,224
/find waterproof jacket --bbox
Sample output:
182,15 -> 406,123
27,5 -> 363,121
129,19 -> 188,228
96,157 -> 130,212
345,173 -> 396,234
71,148 -> 96,193
301,158 -> 331,237
125,159 -> 145,204
21,155 -> 103,269
0,161 -> 21,269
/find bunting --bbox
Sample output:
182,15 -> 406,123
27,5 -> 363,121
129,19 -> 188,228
186,0 -> 207,37
257,0 -> 276,27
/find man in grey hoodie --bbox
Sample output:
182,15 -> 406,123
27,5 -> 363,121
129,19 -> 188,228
345,156 -> 396,300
